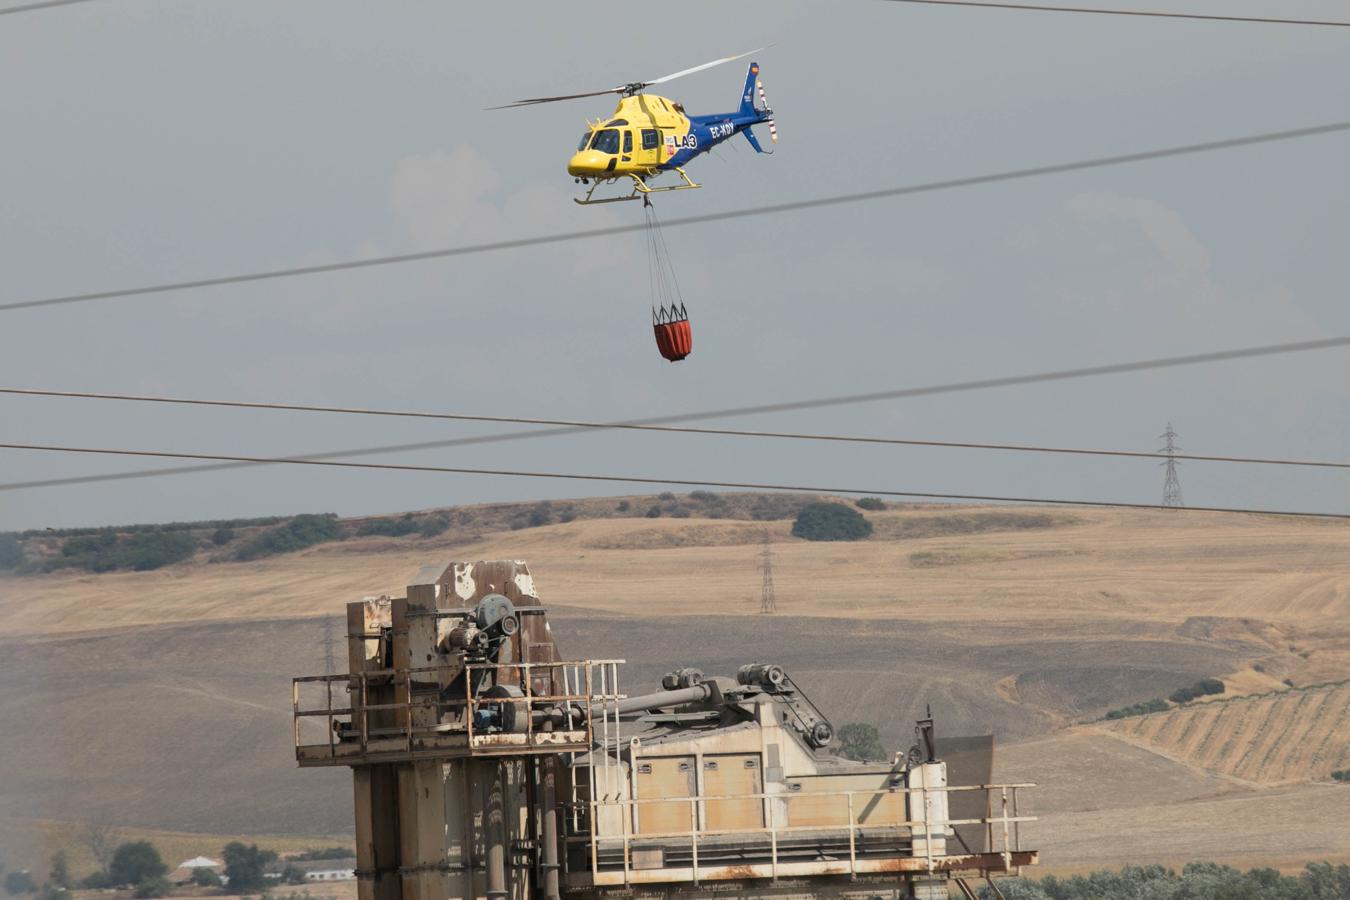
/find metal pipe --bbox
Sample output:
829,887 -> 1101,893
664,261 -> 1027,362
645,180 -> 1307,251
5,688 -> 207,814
611,683 -> 711,715
484,762 -> 507,900
541,723 -> 561,900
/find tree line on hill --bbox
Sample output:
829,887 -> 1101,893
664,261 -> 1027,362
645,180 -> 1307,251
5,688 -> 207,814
1105,677 -> 1227,720
2,493 -> 1077,577
0,493 -> 901,576
979,862 -> 1350,899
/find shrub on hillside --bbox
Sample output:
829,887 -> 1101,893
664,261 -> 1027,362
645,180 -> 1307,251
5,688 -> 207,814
20,515 -> 288,541
527,503 -> 554,527
233,514 -> 342,561
616,500 -> 630,512
645,506 -> 661,518
122,531 -> 198,570
688,491 -> 717,502
0,534 -> 23,570
1332,769 -> 1350,783
46,530 -> 197,573
211,526 -> 236,546
356,513 -> 449,539
791,502 -> 873,542
417,515 -> 451,537
749,495 -> 804,521
1104,698 -> 1169,720
855,497 -> 886,511
1169,678 -> 1226,705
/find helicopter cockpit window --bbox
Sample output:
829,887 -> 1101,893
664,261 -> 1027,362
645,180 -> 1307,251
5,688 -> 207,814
590,129 -> 621,154
578,133 -> 593,151
605,119 -> 629,127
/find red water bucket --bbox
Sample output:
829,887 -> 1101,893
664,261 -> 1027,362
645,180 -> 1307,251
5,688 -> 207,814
652,305 -> 692,362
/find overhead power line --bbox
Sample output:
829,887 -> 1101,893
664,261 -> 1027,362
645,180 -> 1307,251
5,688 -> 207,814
0,0 -> 100,15
3,333 -> 1346,492
882,0 -> 1350,27
5,120 -> 1350,313
4,383 -> 1350,471
0,440 -> 1346,521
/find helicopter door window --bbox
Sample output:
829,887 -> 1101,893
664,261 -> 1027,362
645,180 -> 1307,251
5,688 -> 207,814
623,131 -> 633,154
641,129 -> 660,150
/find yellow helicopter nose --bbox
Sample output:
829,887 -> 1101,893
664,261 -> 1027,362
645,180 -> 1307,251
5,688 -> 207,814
567,151 -> 611,177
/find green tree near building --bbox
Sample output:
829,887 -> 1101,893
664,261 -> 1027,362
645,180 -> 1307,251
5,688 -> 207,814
132,876 -> 171,899
46,854 -> 70,892
837,723 -> 887,761
191,868 -> 222,888
222,842 -> 277,892
3,871 -> 37,896
109,842 -> 166,888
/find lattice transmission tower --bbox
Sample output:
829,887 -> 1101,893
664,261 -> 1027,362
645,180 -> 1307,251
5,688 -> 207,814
759,532 -> 777,614
1160,423 -> 1184,508
320,616 -> 340,676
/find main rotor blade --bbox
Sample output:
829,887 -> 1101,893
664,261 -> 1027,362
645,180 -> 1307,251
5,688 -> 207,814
486,88 -> 624,110
643,47 -> 770,87
486,46 -> 770,110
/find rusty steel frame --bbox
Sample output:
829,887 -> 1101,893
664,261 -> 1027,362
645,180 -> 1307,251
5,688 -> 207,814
561,783 -> 1035,889
292,659 -> 625,764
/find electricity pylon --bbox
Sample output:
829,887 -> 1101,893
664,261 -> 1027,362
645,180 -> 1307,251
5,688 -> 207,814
1160,423 -> 1184,508
759,532 -> 777,614
320,616 -> 339,676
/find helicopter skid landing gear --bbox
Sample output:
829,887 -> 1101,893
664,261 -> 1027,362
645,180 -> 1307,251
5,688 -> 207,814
573,168 -> 701,205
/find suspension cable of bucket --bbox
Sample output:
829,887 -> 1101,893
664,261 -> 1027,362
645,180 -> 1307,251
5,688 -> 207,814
645,199 -> 692,362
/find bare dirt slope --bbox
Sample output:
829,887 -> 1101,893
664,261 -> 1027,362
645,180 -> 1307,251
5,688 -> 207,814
2,500 -> 1348,873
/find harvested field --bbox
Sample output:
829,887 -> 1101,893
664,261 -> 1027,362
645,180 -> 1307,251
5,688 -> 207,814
1097,681 -> 1350,783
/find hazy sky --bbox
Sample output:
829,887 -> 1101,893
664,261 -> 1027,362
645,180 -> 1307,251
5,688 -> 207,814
2,0 -> 1348,531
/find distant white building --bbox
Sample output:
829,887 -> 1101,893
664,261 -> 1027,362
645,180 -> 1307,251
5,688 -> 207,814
302,860 -> 356,882
264,859 -> 357,883
167,857 -> 222,884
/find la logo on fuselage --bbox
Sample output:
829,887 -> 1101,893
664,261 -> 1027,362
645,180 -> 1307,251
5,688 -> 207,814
664,134 -> 699,157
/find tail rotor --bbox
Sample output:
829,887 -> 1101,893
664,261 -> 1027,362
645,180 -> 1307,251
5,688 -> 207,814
756,76 -> 778,144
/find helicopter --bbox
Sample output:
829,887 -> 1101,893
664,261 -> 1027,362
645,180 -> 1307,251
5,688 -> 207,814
491,49 -> 777,205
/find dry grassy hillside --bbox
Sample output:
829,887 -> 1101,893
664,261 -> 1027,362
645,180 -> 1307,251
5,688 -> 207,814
1097,681 -> 1350,784
2,496 -> 1348,874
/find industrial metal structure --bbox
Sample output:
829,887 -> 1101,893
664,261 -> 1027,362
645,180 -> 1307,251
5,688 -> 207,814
293,560 -> 1037,900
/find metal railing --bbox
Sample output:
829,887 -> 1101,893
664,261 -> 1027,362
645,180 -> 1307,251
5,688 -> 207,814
564,782 -> 1035,886
292,659 -> 625,759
